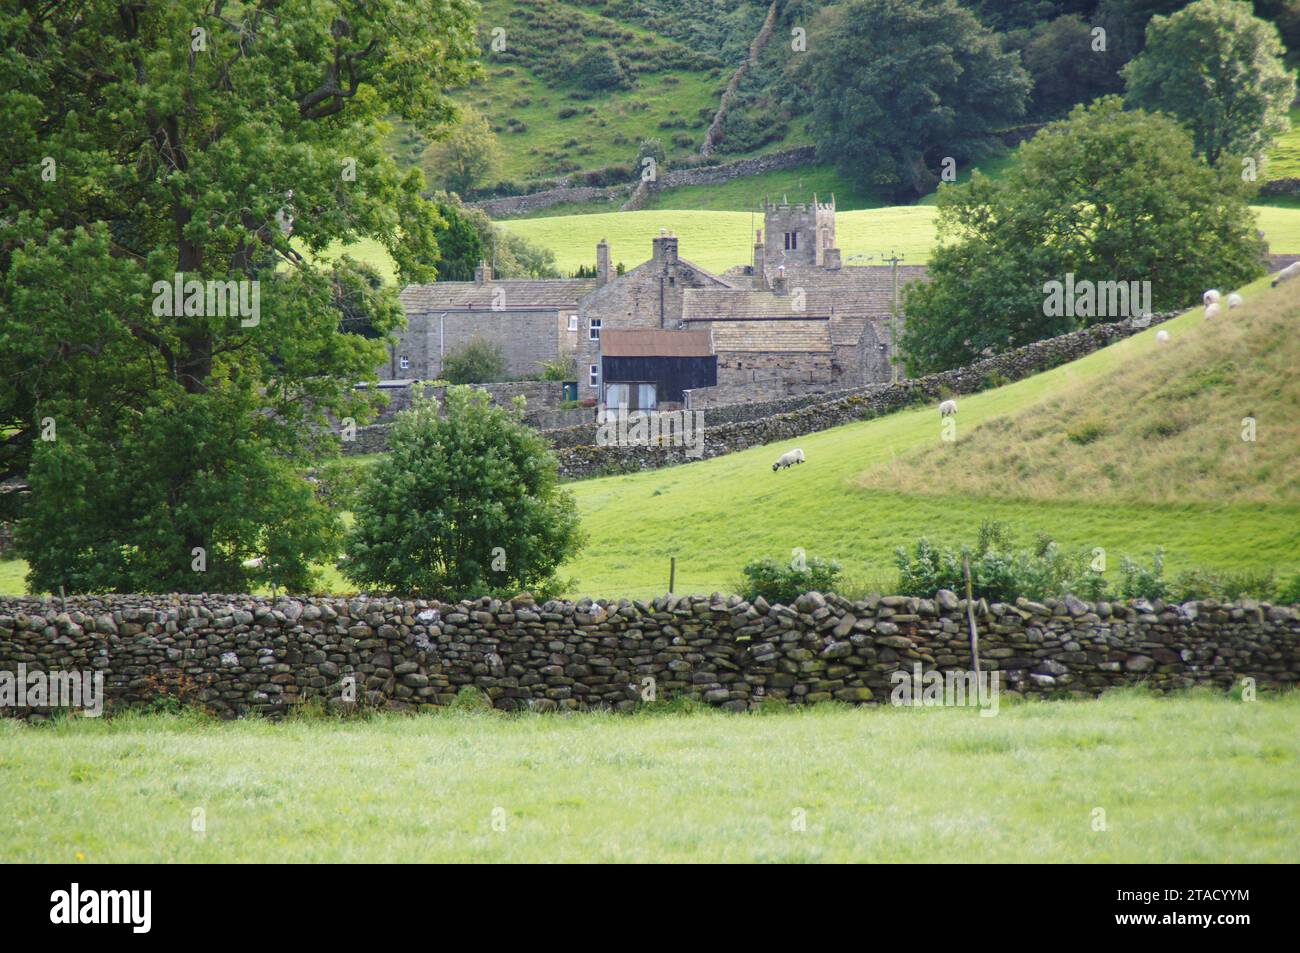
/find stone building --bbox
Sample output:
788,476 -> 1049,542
389,196 -> 927,407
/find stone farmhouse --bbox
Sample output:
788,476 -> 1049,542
387,197 -> 927,409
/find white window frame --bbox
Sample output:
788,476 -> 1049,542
399,355 -> 410,371
589,363 -> 600,387
567,313 -> 579,332
589,318 -> 602,341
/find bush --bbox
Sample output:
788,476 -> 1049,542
343,388 -> 584,599
740,555 -> 842,605
441,336 -> 506,384
894,521 -> 1110,602
1117,550 -> 1168,601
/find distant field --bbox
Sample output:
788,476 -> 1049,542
1263,106 -> 1300,181
498,205 -> 1300,276
3,691 -> 1296,863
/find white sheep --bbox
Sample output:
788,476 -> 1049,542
1156,330 -> 1170,343
242,556 -> 264,569
1203,289 -> 1221,306
1204,302 -> 1221,319
772,448 -> 805,471
1227,293 -> 1243,309
939,399 -> 957,417
1273,261 -> 1300,287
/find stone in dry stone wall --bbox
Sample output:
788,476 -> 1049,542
1,591 -> 1294,719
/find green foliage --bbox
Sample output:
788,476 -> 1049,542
0,0 -> 480,592
441,336 -> 507,385
573,45 -> 631,91
1124,0 -> 1297,165
539,357 -> 577,381
1117,550 -> 1169,600
1018,14 -> 1125,119
431,202 -> 488,282
895,521 -> 1115,602
1275,571 -> 1300,604
802,0 -> 1031,199
422,105 -> 503,194
739,555 -> 842,605
902,97 -> 1266,373
343,388 -> 584,598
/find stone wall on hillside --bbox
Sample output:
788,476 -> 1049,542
551,312 -> 1179,478
472,148 -> 819,217
1,592 -> 1294,719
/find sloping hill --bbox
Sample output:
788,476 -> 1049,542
559,275 -> 1300,598
500,206 -> 1300,275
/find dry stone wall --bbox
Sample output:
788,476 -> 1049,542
1,591 -> 1294,719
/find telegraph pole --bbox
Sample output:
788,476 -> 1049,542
881,250 -> 905,383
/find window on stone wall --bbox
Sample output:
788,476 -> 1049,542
568,313 -> 578,331
589,318 -> 602,340
399,355 -> 410,371
784,232 -> 797,251
589,363 -> 599,387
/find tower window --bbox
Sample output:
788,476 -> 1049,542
399,356 -> 410,371
784,231 -> 798,251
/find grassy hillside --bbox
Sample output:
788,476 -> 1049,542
859,281 -> 1300,505
499,205 -> 1300,276
5,692 -> 1297,862
558,275 -> 1300,600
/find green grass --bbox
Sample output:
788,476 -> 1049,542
2,690 -> 1295,862
559,276 -> 1300,600
643,162 -> 891,213
1263,106 -> 1300,181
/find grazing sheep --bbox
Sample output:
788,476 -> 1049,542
242,556 -> 264,569
1273,261 -> 1300,287
772,448 -> 805,471
1156,330 -> 1170,343
939,399 -> 957,417
1204,302 -> 1221,319
1203,289 -> 1221,306
1227,293 -> 1243,309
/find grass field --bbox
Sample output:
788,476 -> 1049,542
321,202 -> 1300,282
2,690 -> 1295,863
558,276 -> 1300,600
498,205 -> 1300,276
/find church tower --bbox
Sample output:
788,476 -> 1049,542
762,193 -> 837,272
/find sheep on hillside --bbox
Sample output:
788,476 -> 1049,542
939,399 -> 957,417
1156,330 -> 1170,343
1227,293 -> 1244,309
1203,289 -> 1221,306
772,448 -> 805,472
1273,262 -> 1300,287
242,556 -> 264,569
1204,302 -> 1221,319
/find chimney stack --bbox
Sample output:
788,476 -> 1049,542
596,239 -> 610,285
823,247 -> 841,271
474,259 -> 492,284
652,228 -> 678,265
773,264 -> 788,295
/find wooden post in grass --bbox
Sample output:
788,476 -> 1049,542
963,555 -> 981,676
669,557 -> 676,594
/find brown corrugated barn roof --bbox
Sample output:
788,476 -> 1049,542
601,329 -> 714,358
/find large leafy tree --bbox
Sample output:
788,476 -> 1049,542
802,0 -> 1031,199
344,388 -> 584,599
420,104 -> 501,196
1123,0 -> 1296,166
0,0 -> 480,593
902,97 -> 1266,373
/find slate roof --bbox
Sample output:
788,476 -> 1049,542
681,265 -> 928,324
690,318 -> 833,353
601,329 -> 714,358
399,279 -> 598,311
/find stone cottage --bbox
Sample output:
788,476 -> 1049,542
388,196 -> 927,408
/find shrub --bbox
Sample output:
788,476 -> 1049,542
1275,572 -> 1300,605
441,336 -> 506,384
343,389 -> 584,599
740,555 -> 842,605
1117,550 -> 1168,601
